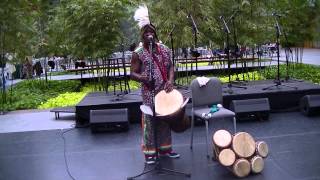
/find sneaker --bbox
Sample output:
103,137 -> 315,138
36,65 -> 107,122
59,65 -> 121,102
145,156 -> 156,165
160,152 -> 180,158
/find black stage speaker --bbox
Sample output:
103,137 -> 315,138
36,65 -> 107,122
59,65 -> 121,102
90,108 -> 129,133
230,98 -> 270,121
300,95 -> 320,116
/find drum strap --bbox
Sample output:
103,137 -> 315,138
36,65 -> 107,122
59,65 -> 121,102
152,57 -> 167,82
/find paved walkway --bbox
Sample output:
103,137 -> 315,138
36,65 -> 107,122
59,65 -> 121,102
2,79 -> 22,89
279,48 -> 320,65
0,110 -> 75,133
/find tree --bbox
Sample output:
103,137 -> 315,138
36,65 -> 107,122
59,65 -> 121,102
52,0 -> 131,59
266,0 -> 320,47
0,0 -> 38,62
131,0 -> 320,50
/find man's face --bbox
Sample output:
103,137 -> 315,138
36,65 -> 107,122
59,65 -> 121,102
143,26 -> 156,43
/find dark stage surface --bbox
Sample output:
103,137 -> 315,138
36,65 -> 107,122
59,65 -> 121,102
76,80 -> 320,125
1,111 -> 320,180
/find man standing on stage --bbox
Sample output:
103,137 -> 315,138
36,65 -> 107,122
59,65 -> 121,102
130,5 -> 179,165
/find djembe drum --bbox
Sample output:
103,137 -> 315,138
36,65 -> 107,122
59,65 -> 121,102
212,129 -> 234,166
218,148 -> 236,167
256,141 -> 269,158
210,130 -> 268,178
250,155 -> 264,174
232,132 -> 256,158
155,89 -> 190,133
232,158 -> 251,178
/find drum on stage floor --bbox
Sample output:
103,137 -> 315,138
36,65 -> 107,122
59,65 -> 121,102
232,132 -> 256,158
213,129 -> 233,148
155,89 -> 190,133
212,129 -> 232,159
218,148 -> 236,167
256,141 -> 269,158
250,155 -> 264,174
233,158 -> 251,178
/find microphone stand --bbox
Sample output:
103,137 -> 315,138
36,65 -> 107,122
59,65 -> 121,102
220,16 -> 246,94
127,39 -> 191,180
170,27 -> 176,69
0,24 -> 6,115
170,26 -> 188,89
262,15 -> 297,90
230,11 -> 247,86
121,41 -> 130,93
188,14 -> 199,75
280,18 -> 302,83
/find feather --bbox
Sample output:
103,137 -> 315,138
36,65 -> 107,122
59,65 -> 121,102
134,5 -> 150,29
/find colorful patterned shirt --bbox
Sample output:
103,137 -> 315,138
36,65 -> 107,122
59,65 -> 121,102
134,43 -> 172,106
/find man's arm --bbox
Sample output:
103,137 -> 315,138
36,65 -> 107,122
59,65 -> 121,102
130,52 -> 149,83
168,62 -> 174,84
164,58 -> 174,92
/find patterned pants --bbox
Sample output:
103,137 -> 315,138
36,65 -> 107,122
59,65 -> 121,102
141,113 -> 172,156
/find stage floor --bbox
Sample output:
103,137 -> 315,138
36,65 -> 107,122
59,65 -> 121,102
1,111 -> 320,180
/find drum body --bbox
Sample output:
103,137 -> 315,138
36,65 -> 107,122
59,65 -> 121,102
155,89 -> 189,133
232,132 -> 256,158
212,129 -> 233,160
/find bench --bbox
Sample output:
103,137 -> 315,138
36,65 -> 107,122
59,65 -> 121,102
50,106 -> 76,119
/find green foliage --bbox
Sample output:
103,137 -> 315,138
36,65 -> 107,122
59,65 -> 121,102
38,80 -> 140,109
0,0 -> 38,60
128,80 -> 141,90
38,92 -> 86,109
2,0 -> 319,65
219,71 -> 266,82
263,64 -> 320,84
175,71 -> 265,86
265,0 -> 320,46
50,0 -> 132,58
142,0 -> 320,48
0,80 -> 81,111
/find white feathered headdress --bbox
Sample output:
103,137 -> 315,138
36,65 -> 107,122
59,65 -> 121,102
134,5 -> 151,29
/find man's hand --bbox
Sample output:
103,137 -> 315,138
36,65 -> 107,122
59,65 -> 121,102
140,75 -> 154,89
164,81 -> 174,93
139,75 -> 149,84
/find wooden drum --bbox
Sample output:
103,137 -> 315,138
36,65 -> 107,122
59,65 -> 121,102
213,129 -> 232,149
250,155 -> 264,174
218,148 -> 236,166
212,130 -> 232,159
256,141 -> 269,158
155,89 -> 189,133
233,158 -> 251,178
232,132 -> 256,158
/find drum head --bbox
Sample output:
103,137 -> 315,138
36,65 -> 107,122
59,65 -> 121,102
233,158 -> 250,178
155,89 -> 183,116
256,141 -> 269,158
251,155 -> 264,173
213,129 -> 232,148
218,148 -> 236,166
232,132 -> 255,158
